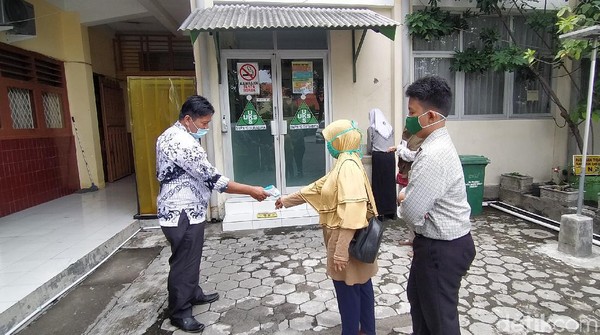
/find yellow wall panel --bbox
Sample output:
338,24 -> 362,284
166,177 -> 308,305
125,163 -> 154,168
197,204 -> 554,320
128,77 -> 196,216
88,26 -> 116,78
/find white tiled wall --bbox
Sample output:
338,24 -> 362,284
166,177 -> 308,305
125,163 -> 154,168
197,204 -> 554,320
222,198 -> 318,231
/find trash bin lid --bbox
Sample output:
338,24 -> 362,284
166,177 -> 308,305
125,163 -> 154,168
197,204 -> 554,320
459,155 -> 490,165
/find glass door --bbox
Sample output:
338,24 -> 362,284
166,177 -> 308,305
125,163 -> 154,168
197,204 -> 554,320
224,54 -> 328,195
278,57 -> 327,193
226,58 -> 277,187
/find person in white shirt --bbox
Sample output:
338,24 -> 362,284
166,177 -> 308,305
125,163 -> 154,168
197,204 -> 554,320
390,135 -> 421,246
396,186 -> 414,249
156,95 -> 269,333
400,76 -> 476,335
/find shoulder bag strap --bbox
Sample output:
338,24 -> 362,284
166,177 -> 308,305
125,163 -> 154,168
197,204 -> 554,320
337,159 -> 379,218
363,172 -> 379,218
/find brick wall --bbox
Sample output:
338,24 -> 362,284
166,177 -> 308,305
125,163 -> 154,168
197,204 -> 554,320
0,136 -> 79,217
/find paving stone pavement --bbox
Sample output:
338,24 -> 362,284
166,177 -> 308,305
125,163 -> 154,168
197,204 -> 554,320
154,208 -> 600,335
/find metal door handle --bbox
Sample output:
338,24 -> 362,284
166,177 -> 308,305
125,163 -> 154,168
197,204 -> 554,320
222,115 -> 228,133
281,120 -> 288,135
270,120 -> 277,136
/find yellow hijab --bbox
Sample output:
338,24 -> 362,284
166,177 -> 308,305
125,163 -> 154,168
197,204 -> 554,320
300,120 -> 378,229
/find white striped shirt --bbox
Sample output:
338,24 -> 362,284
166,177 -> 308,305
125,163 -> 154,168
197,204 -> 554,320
401,127 -> 471,240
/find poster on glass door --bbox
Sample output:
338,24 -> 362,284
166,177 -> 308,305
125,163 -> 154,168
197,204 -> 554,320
235,101 -> 267,131
292,61 -> 313,94
237,63 -> 260,95
290,101 -> 319,130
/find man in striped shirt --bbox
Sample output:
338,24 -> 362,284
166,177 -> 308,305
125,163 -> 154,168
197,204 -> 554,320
400,76 -> 476,335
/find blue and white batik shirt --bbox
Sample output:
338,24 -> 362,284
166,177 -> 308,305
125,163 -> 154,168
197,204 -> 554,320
156,121 -> 229,227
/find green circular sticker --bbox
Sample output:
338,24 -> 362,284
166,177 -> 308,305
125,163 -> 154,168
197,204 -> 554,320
243,110 -> 258,125
297,109 -> 311,124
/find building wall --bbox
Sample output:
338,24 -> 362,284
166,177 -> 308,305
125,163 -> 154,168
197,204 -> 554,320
7,0 -> 106,190
88,26 -> 134,136
194,0 -> 574,215
0,137 -> 78,217
588,122 -> 600,156
0,0 -> 105,216
214,0 -> 394,6
403,2 -> 573,186
327,5 -> 570,189
448,120 -> 569,185
89,26 -> 117,78
330,24 -> 396,146
201,32 -> 228,218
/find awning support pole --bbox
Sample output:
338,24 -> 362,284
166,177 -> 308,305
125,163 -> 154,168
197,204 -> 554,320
213,32 -> 222,84
352,29 -> 367,83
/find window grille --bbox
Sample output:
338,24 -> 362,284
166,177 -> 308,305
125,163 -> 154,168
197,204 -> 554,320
0,43 -> 67,133
115,34 -> 194,73
9,87 -> 35,129
43,92 -> 63,128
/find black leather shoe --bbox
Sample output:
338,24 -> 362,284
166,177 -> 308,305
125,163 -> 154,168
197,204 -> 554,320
192,292 -> 219,305
170,317 -> 205,333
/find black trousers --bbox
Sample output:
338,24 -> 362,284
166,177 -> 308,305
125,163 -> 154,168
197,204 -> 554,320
407,233 -> 476,335
371,151 -> 396,217
333,279 -> 376,335
161,211 -> 208,318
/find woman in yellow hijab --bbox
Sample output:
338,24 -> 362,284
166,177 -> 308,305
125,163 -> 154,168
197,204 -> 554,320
276,119 -> 378,335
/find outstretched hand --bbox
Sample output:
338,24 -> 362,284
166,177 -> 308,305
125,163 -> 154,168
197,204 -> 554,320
249,186 -> 269,202
397,140 -> 417,162
275,198 -> 284,209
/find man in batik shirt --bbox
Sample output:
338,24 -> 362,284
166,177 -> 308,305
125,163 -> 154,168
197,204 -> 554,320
156,95 -> 268,333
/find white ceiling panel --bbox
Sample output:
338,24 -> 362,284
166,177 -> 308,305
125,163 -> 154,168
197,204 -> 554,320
67,0 -> 148,25
43,0 -> 191,33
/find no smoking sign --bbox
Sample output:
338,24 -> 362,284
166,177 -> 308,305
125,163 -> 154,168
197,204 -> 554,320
237,62 -> 260,95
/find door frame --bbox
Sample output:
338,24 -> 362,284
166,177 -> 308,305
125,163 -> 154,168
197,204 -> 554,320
97,75 -> 133,183
275,50 -> 331,194
220,49 -> 332,195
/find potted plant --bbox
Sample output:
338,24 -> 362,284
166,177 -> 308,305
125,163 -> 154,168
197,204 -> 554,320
500,172 -> 533,193
539,184 -> 579,203
531,166 -> 566,197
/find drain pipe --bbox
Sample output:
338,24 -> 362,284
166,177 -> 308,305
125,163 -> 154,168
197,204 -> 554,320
488,201 -> 600,247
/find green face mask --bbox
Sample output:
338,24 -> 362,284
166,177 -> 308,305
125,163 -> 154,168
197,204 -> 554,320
326,121 -> 362,159
405,111 -> 446,135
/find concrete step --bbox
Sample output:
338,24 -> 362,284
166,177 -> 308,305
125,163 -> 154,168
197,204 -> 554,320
224,197 -> 310,214
0,221 -> 141,335
222,198 -> 318,231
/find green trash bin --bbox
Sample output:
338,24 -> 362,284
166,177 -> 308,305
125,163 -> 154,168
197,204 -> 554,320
459,155 -> 490,216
